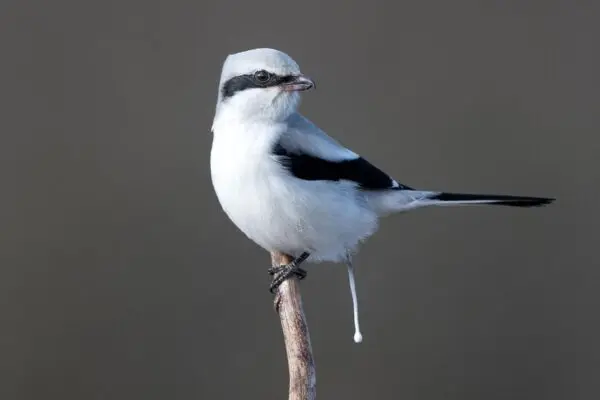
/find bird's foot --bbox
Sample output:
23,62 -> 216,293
268,252 -> 310,293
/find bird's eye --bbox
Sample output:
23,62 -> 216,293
254,70 -> 271,83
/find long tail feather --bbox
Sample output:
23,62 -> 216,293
426,192 -> 555,207
375,189 -> 554,214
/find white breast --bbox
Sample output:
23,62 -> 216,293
210,120 -> 289,248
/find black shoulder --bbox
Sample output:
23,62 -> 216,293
272,143 -> 412,191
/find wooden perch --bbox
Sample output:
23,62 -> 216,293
271,251 -> 317,400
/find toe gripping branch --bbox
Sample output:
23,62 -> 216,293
268,252 -> 310,293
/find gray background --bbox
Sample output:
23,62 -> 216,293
1,0 -> 597,399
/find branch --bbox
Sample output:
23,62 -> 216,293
271,251 -> 316,400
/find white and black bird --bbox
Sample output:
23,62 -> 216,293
210,48 -> 554,343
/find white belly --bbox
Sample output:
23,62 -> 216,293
210,132 -> 379,263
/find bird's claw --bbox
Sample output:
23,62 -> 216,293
268,252 -> 310,293
269,264 -> 307,293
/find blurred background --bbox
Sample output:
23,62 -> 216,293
1,0 -> 597,399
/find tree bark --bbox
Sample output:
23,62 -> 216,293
271,252 -> 316,400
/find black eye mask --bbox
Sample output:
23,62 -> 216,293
221,71 -> 295,99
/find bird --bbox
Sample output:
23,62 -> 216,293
209,48 -> 554,343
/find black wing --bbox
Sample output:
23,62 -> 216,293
272,142 -> 412,191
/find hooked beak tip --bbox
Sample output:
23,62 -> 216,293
282,74 -> 315,92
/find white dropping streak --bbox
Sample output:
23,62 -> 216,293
346,258 -> 363,343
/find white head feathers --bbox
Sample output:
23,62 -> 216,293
213,48 -> 309,123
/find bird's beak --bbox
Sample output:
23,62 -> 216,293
282,74 -> 315,92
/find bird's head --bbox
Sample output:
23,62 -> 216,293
213,48 -> 315,123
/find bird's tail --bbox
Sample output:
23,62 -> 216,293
376,190 -> 555,213
418,191 -> 555,207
